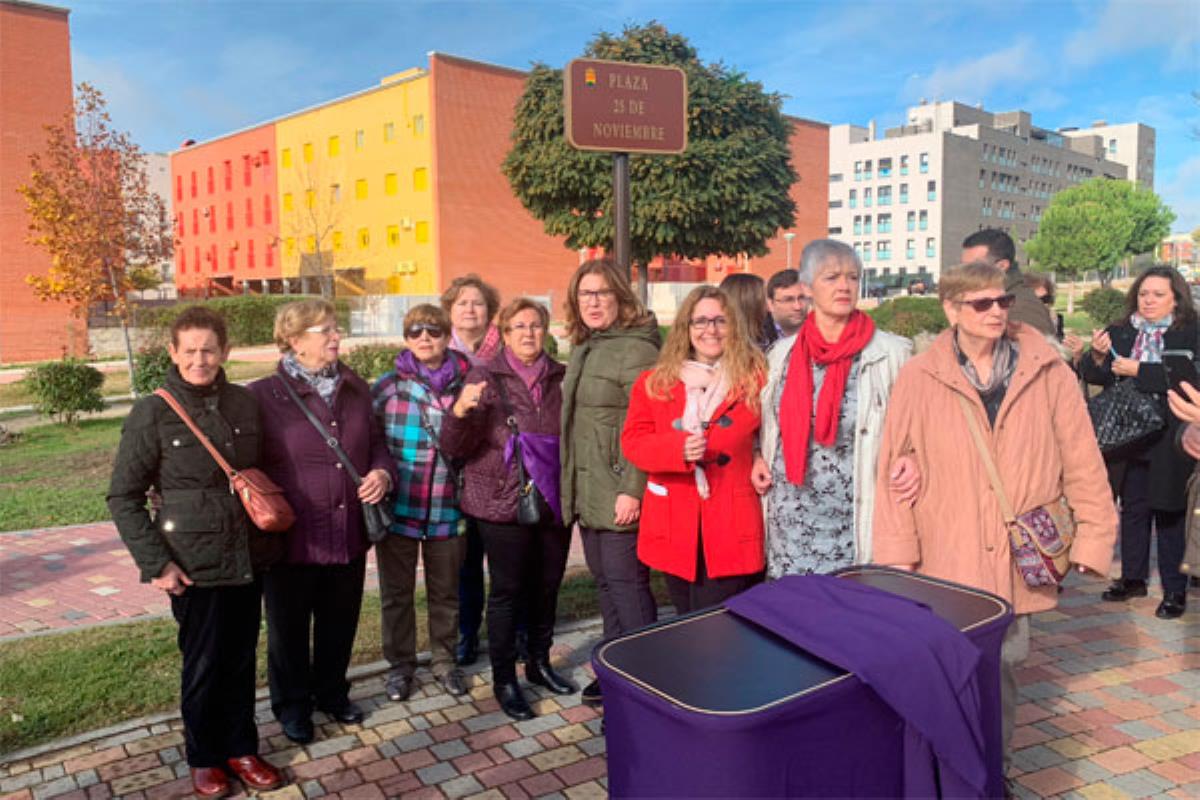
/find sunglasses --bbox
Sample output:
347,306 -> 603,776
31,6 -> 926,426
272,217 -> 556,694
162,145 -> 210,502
404,324 -> 446,340
957,293 -> 1016,313
1039,294 -> 1055,305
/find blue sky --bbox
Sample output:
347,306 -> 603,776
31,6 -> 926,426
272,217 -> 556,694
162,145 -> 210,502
68,0 -> 1199,232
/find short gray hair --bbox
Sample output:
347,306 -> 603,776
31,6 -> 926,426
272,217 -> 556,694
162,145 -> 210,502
798,239 -> 861,285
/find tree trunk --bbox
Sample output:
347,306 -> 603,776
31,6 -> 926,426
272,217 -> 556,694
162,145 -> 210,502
104,260 -> 137,399
1066,280 -> 1076,316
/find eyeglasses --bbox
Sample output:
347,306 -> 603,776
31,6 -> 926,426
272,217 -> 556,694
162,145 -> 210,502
772,295 -> 807,306
304,324 -> 344,336
577,289 -> 616,305
507,323 -> 545,334
404,324 -> 446,340
689,316 -> 729,331
956,294 -> 1016,313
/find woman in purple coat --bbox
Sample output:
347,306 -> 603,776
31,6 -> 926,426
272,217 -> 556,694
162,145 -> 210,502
248,300 -> 395,746
441,298 -> 577,720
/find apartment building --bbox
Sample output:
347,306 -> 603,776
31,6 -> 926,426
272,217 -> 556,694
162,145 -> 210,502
828,101 -> 1144,288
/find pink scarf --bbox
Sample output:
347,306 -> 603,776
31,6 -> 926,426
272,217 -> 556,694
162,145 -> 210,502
452,324 -> 502,366
679,360 -> 730,499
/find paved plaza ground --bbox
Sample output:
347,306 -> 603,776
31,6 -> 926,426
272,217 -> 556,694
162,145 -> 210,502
1,523 -> 1198,799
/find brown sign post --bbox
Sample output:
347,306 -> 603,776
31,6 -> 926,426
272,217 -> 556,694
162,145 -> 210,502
564,58 -> 688,300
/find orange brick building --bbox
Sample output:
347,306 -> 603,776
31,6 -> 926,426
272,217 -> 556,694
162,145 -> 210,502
0,0 -> 82,363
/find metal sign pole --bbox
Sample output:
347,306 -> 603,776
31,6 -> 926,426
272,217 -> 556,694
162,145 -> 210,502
613,152 -> 635,299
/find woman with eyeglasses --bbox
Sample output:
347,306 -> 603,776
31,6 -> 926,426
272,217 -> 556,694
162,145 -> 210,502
248,300 -> 395,746
752,239 -> 916,580
1079,266 -> 1198,620
440,298 -> 576,720
372,304 -> 471,704
873,261 -> 1117,769
441,274 -> 503,667
561,259 -> 661,706
622,286 -> 767,613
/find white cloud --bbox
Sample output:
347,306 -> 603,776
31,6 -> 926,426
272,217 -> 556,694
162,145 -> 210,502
902,38 -> 1040,104
1064,0 -> 1200,69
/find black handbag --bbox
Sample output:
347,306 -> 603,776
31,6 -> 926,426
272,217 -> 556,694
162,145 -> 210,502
1086,377 -> 1166,459
494,378 -> 551,526
277,377 -> 395,543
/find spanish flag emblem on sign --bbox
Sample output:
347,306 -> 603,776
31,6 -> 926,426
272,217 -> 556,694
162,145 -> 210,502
585,68 -> 596,86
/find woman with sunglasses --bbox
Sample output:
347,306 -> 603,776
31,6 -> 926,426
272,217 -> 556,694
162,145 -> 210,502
372,305 -> 471,704
441,298 -> 576,720
1079,266 -> 1198,619
248,300 -> 395,746
752,239 -> 916,580
561,259 -> 661,706
873,261 -> 1117,771
622,286 -> 767,613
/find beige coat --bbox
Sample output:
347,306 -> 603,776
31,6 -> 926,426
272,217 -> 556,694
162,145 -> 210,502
872,324 -> 1117,614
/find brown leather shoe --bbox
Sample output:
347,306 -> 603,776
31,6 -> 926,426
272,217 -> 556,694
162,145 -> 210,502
190,767 -> 231,798
225,755 -> 283,791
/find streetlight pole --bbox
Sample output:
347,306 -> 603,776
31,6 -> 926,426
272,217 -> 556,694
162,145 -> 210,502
783,232 -> 795,269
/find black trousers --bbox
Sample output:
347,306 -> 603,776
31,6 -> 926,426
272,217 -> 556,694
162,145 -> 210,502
478,520 -> 571,684
264,556 -> 366,724
579,526 -> 657,640
171,580 -> 263,768
458,517 -> 486,642
664,534 -> 762,615
1119,460 -> 1187,594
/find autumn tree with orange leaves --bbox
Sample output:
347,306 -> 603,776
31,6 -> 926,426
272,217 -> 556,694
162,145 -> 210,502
19,83 -> 172,393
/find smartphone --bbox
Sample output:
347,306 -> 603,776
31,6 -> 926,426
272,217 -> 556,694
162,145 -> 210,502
1162,349 -> 1199,394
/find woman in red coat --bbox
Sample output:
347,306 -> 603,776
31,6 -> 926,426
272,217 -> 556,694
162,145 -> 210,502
621,286 -> 768,613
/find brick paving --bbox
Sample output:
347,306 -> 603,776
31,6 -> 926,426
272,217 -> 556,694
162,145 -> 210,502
2,525 -> 1198,798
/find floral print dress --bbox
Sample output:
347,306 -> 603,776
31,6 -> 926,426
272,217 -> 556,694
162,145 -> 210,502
766,356 -> 861,578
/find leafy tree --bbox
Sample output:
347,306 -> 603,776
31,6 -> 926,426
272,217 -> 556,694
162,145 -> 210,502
18,84 -> 172,396
867,296 -> 948,338
1079,287 -> 1127,328
503,22 -> 797,275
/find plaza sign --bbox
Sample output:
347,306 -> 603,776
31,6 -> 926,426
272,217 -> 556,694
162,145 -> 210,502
564,58 -> 688,155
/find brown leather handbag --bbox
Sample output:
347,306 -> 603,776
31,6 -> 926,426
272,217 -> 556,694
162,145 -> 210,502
155,389 -> 295,532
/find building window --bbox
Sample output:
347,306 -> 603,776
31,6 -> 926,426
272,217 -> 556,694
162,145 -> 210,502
413,115 -> 425,135
331,183 -> 341,203
263,195 -> 272,224
333,231 -> 344,250
355,129 -> 365,149
357,228 -> 370,249
194,246 -> 200,273
863,216 -> 872,234
355,179 -> 368,200
190,171 -> 197,197
384,122 -> 395,142
192,208 -> 199,235
226,201 -> 234,230
415,221 -> 430,243
204,166 -> 212,194
878,213 -> 891,233
1108,138 -> 1117,154
228,247 -> 236,271
387,224 -> 400,247
303,142 -> 313,163
283,192 -> 294,211
305,189 -> 315,209
878,186 -> 892,206
260,149 -> 270,168
900,154 -> 909,175
979,169 -> 986,189
926,237 -> 936,257
919,152 -> 929,173
175,175 -> 183,202
243,156 -> 252,187
328,135 -> 341,157
927,180 -> 937,201
384,173 -> 398,195
919,210 -> 928,230
848,189 -> 856,209
413,167 -> 429,191
265,241 -> 274,267
864,187 -> 873,208
830,173 -> 843,183
305,235 -> 316,254
907,211 -> 915,231
864,160 -> 873,180
879,157 -> 892,178
877,241 -> 891,261
906,239 -> 915,259
281,148 -> 292,168
179,248 -> 186,274
223,161 -> 233,190
208,205 -> 216,233
899,183 -> 908,204
862,242 -> 872,262
853,216 -> 862,235
854,161 -> 863,181
247,239 -> 255,268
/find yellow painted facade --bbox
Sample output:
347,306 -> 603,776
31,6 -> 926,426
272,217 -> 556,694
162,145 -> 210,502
274,68 -> 436,294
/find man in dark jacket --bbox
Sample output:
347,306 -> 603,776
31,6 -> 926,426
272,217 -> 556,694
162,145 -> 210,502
962,229 -> 1055,337
107,307 -> 284,798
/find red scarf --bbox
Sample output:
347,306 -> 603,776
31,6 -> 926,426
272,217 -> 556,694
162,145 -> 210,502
780,311 -> 875,485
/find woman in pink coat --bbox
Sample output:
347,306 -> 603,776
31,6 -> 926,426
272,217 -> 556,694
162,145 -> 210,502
872,262 -> 1117,774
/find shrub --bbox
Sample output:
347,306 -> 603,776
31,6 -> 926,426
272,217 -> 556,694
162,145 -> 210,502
140,295 -> 350,348
867,296 -> 949,339
1080,287 -> 1127,328
24,358 -> 105,425
132,346 -> 172,396
343,343 -> 399,383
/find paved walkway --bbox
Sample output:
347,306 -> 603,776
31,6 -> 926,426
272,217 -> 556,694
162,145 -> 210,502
1,525 -> 1198,798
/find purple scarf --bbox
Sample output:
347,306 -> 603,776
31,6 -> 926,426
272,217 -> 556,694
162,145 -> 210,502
505,348 -> 549,405
395,349 -> 461,398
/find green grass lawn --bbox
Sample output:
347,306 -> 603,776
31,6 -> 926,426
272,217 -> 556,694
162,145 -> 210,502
0,569 -> 669,754
0,417 -> 124,531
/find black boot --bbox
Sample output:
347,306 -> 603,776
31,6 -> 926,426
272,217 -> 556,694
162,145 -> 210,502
1156,592 -> 1187,619
526,658 -> 578,695
495,681 -> 535,721
1101,579 -> 1148,602
581,678 -> 602,706
456,633 -> 479,666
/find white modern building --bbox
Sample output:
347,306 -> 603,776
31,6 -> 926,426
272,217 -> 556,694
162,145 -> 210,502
827,101 -> 1152,288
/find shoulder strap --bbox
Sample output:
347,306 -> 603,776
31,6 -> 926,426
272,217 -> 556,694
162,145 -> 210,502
955,393 -> 1016,525
154,388 -> 236,479
492,373 -> 520,434
275,376 -> 364,486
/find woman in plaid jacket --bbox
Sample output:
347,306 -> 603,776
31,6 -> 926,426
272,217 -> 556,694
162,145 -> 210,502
372,304 -> 471,703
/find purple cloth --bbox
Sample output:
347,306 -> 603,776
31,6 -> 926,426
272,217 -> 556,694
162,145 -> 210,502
504,431 -> 562,524
725,575 -> 988,798
394,349 -> 462,396
505,349 -> 548,405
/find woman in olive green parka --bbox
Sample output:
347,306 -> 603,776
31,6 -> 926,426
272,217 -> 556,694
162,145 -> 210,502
560,259 -> 661,707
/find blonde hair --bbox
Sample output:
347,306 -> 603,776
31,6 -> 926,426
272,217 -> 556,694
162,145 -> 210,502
498,297 -> 550,332
274,299 -> 336,352
563,259 -> 652,345
938,262 -> 1005,303
646,286 -> 766,412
